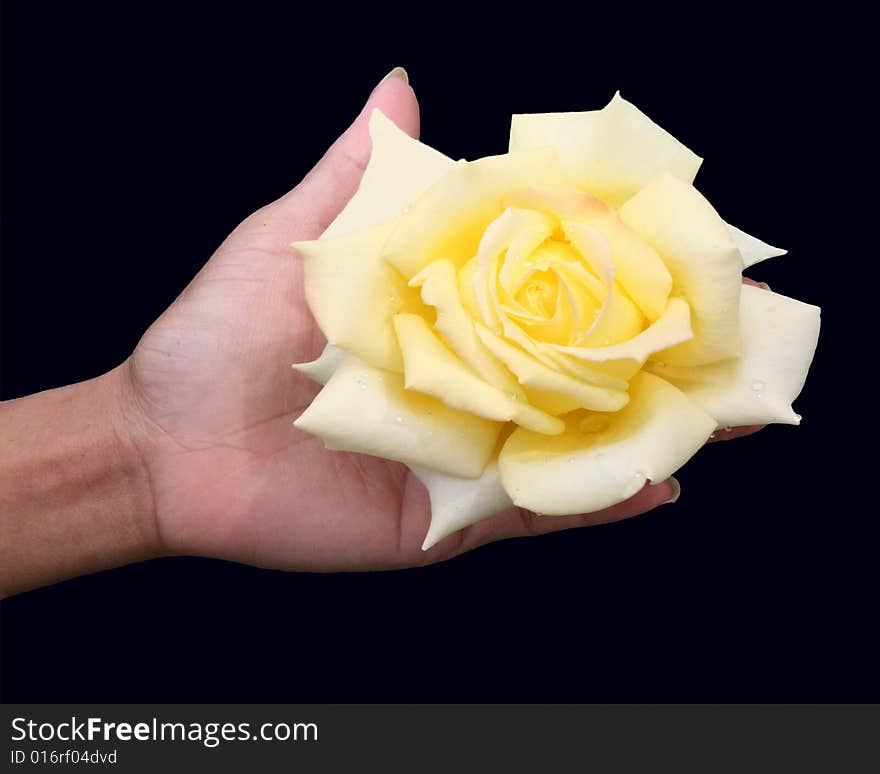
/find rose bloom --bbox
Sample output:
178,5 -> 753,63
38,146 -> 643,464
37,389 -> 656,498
292,93 -> 820,549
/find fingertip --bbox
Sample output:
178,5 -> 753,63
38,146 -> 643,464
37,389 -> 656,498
660,476 -> 681,505
367,67 -> 420,139
575,479 -> 676,525
708,424 -> 766,442
379,66 -> 409,86
274,68 -> 421,233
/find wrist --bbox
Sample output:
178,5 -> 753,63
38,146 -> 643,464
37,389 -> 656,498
0,366 -> 164,596
102,361 -> 165,560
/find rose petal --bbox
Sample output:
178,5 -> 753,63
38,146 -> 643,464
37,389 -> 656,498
498,214 -> 561,297
393,313 -> 564,435
294,356 -> 501,478
410,259 -> 524,397
619,173 -> 743,366
323,109 -> 454,239
291,344 -> 346,385
383,148 -> 564,279
509,92 -> 702,207
474,323 -> 630,412
498,372 -> 716,515
549,296 -> 693,366
648,285 -> 820,426
411,461 -> 513,550
532,348 -> 629,391
472,207 -> 557,330
561,220 -> 645,345
293,221 -> 421,372
509,111 -> 572,154
504,185 -> 672,322
726,223 -> 787,269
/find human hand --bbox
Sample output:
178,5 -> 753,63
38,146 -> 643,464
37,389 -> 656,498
114,70 -> 758,572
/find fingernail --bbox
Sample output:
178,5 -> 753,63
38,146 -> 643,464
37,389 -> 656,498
758,281 -> 771,291
379,66 -> 409,86
661,476 -> 681,505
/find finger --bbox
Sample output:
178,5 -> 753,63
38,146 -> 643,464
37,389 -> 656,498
427,478 -> 680,560
708,424 -> 765,442
275,67 -> 418,238
742,277 -> 770,290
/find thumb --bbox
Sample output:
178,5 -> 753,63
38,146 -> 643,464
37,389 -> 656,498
278,67 -> 419,238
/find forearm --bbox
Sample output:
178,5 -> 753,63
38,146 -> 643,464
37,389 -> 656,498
0,366 -> 160,597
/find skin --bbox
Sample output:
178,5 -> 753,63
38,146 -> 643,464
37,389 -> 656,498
0,71 -> 762,597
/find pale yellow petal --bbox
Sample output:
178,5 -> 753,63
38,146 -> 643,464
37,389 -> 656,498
648,285 -> 820,426
533,347 -> 629,391
726,223 -> 787,269
472,207 -> 557,330
294,357 -> 500,478
521,386 -> 583,416
293,221 -> 421,372
506,185 -> 672,321
510,92 -> 702,207
474,323 -> 629,412
410,259 -> 523,397
411,461 -> 512,550
619,174 -> 743,366
498,372 -> 716,515
562,220 -> 645,345
509,111 -> 572,153
382,148 -> 564,279
498,215 -> 560,294
323,109 -> 454,239
457,257 -> 481,318
394,314 -> 563,435
291,344 -> 346,385
550,296 -> 693,364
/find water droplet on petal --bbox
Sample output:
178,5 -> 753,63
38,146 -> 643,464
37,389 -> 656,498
723,426 -> 732,432
395,416 -> 405,424
567,457 -> 575,464
356,378 -> 367,390
751,379 -> 765,392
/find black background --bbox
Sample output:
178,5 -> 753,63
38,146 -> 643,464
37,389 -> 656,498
1,6 -> 875,701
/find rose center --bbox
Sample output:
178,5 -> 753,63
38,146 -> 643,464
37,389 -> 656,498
501,236 -> 604,345
515,268 -> 559,318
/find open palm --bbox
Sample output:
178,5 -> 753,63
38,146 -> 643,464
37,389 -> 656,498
119,72 -> 681,572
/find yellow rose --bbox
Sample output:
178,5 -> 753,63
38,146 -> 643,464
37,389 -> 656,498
292,93 -> 820,550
